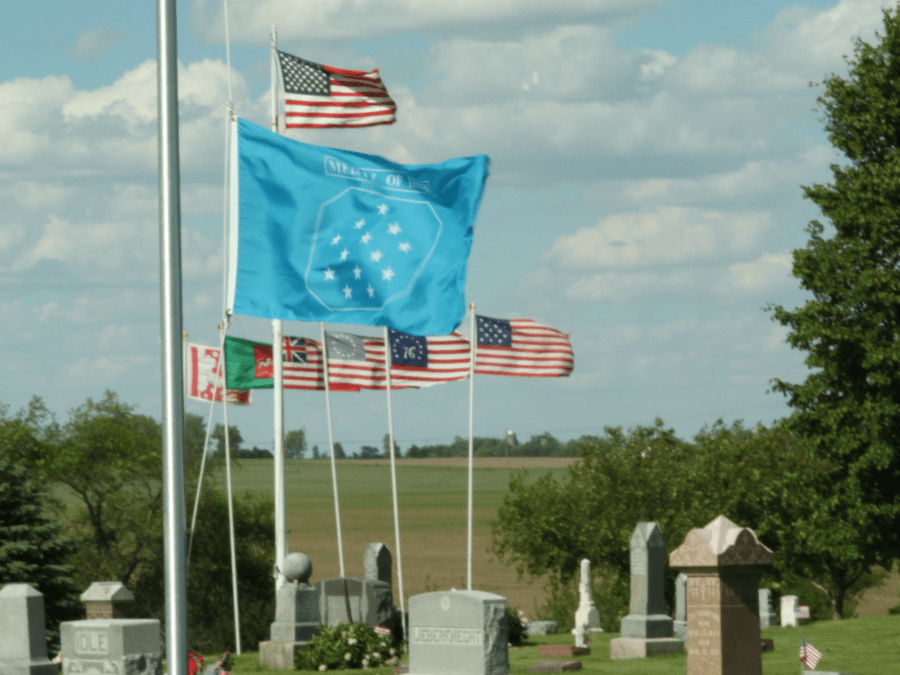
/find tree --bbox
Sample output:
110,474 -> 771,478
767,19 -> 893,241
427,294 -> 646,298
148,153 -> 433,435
381,433 -> 400,457
0,413 -> 81,653
332,442 -> 346,459
360,445 -> 381,459
285,428 -> 307,459
312,444 -> 321,459
768,6 -> 900,617
213,423 -> 243,459
133,487 -> 275,652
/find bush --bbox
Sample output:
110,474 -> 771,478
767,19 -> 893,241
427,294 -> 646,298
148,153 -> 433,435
507,607 -> 528,646
297,622 -> 402,671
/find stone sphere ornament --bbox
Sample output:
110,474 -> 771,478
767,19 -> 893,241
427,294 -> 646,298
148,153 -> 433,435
282,552 -> 312,584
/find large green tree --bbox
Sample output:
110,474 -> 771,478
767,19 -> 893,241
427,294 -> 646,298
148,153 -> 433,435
768,5 -> 900,617
0,408 -> 82,652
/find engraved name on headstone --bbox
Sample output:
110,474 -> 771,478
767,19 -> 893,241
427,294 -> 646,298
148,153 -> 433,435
61,618 -> 161,675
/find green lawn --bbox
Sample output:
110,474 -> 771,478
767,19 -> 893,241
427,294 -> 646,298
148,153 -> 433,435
212,614 -> 898,674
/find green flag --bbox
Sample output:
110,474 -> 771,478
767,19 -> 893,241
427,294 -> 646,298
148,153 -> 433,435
224,336 -> 274,389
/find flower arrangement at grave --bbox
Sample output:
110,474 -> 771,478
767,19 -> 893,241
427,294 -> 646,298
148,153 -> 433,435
295,622 -> 403,670
507,607 -> 529,646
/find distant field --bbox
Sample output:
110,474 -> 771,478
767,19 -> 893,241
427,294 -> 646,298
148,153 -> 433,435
215,457 -> 573,614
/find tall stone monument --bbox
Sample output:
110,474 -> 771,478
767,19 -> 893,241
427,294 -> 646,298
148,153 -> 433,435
260,552 -> 321,669
610,522 -> 683,659
670,515 -> 774,675
0,583 -> 58,675
408,590 -> 508,675
572,558 -> 602,648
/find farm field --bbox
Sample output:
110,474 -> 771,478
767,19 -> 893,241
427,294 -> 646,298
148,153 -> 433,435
218,457 -> 576,614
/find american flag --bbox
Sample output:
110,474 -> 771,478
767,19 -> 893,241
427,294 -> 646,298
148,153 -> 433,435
475,316 -> 574,377
324,330 -> 471,389
799,636 -> 822,670
277,50 -> 396,128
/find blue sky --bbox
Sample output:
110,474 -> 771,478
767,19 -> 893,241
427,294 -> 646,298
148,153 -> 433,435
0,0 -> 892,454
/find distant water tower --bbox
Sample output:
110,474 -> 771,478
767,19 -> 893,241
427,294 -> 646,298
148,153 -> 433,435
506,429 -> 518,449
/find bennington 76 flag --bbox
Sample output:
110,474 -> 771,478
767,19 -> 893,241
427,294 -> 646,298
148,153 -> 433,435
227,118 -> 489,336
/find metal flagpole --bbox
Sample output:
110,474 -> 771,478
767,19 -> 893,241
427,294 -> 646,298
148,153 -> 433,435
269,24 -> 288,592
382,327 -> 407,635
467,303 -> 476,591
320,323 -> 347,578
220,323 -> 242,653
273,319 -> 287,590
156,0 -> 187,671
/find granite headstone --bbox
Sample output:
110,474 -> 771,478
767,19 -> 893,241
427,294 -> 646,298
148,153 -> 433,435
571,558 -> 601,648
408,590 -> 508,675
260,552 -> 320,669
759,589 -> 777,629
60,619 -> 161,675
670,514 -> 774,675
316,577 -> 393,628
780,595 -> 799,628
610,522 -> 683,659
0,583 -> 58,675
364,543 -> 393,587
674,572 -> 688,645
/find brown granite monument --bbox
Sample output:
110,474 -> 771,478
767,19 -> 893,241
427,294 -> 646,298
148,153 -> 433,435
669,515 -> 773,675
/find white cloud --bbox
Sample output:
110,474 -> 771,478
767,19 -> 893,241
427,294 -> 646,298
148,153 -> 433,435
719,252 -> 794,296
546,207 -> 771,270
70,27 -> 125,60
193,0 -> 662,42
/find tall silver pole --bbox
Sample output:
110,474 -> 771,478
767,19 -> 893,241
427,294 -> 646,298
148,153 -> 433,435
320,322 -> 347,577
220,329 -> 242,653
273,319 -> 287,590
382,327 -> 406,633
467,303 -> 476,591
269,25 -> 288,592
156,0 -> 187,671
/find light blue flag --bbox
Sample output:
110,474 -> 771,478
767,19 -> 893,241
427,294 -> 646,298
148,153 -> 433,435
227,118 -> 489,335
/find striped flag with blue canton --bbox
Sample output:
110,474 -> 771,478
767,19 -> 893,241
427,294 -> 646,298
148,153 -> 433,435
227,118 -> 489,336
475,316 -> 574,377
799,636 -> 822,670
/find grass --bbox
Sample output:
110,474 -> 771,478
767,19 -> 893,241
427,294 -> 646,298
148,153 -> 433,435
217,457 -> 574,613
209,615 -> 899,674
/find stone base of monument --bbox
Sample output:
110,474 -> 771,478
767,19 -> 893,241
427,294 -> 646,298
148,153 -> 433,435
258,640 -> 308,669
538,645 -> 590,657
527,660 -> 583,672
609,637 -> 684,660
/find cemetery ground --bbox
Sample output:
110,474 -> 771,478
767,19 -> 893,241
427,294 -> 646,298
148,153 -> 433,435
212,614 -> 898,674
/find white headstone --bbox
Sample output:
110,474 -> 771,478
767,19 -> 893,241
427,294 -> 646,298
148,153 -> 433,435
0,584 -> 57,675
571,558 -> 602,647
408,590 -> 508,675
780,595 -> 799,627
60,619 -> 161,675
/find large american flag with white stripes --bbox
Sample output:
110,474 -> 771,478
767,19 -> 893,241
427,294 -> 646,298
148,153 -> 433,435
475,316 -> 574,377
277,50 -> 396,128
325,330 -> 471,389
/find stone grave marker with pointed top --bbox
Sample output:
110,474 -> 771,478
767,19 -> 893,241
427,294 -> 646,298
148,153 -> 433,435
610,522 -> 684,659
0,583 -> 58,675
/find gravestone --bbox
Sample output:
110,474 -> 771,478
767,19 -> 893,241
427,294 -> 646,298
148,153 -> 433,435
759,589 -> 777,629
365,543 -> 393,587
780,595 -> 799,627
527,621 -> 558,636
408,590 -> 508,675
670,514 -> 774,675
81,581 -> 135,620
674,573 -> 688,644
60,619 -> 161,675
610,522 -> 683,659
316,577 -> 392,628
571,558 -> 601,648
0,583 -> 57,675
260,552 -> 320,669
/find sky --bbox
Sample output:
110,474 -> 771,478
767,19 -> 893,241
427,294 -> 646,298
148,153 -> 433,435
0,0 -> 892,456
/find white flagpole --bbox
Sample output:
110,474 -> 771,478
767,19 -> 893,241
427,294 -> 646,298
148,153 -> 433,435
382,327 -> 406,633
467,304 -> 476,591
270,25 -> 288,591
220,324 -> 242,654
156,0 -> 187,669
273,319 -> 287,590
320,323 -> 347,577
